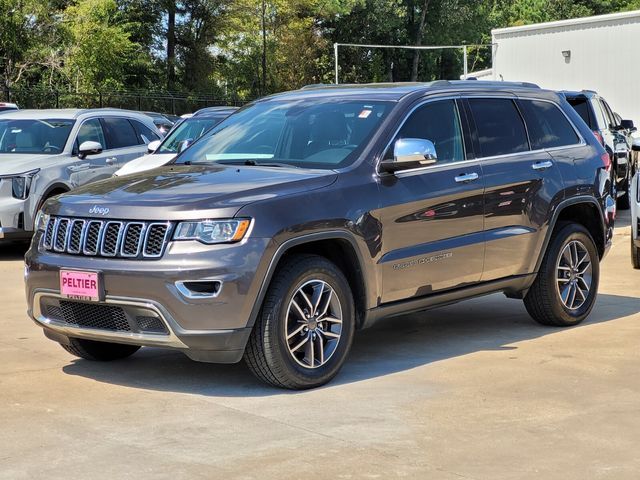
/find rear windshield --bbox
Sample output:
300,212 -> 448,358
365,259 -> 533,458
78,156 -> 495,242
175,99 -> 392,169
566,97 -> 594,129
0,119 -> 74,154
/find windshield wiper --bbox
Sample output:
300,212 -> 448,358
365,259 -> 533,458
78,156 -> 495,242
222,159 -> 299,168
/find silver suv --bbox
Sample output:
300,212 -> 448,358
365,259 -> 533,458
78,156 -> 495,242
0,109 -> 160,240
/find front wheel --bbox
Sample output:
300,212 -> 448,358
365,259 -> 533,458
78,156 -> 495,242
524,223 -> 599,327
244,254 -> 355,389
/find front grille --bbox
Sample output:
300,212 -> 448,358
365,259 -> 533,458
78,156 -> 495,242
42,299 -> 169,335
59,301 -> 131,332
42,216 -> 172,260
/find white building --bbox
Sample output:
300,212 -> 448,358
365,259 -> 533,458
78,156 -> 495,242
491,10 -> 640,122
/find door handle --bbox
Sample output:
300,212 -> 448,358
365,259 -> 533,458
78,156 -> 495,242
532,160 -> 553,171
454,172 -> 479,183
105,157 -> 118,165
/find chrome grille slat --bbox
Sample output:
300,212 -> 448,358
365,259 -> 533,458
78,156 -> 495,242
67,219 -> 86,254
42,216 -> 171,260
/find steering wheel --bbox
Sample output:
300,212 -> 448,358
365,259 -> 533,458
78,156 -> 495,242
43,144 -> 62,153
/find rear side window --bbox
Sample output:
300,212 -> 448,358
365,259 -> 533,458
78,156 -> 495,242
468,98 -> 529,157
566,97 -> 593,129
131,120 -> 160,145
519,100 -> 579,149
102,117 -> 138,149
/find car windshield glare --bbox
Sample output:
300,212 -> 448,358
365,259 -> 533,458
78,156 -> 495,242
0,119 -> 75,155
175,99 -> 392,169
158,118 -> 220,154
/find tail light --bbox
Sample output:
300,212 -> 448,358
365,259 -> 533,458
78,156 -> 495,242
601,152 -> 612,170
593,130 -> 604,145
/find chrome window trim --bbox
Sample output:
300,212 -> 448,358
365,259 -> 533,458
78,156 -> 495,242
120,222 -> 147,257
142,222 -> 172,258
375,93 -> 587,176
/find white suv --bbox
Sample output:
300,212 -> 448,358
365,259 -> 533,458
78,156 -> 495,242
0,109 -> 160,240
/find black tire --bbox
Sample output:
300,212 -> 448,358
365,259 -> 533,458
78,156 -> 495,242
61,338 -> 140,361
524,223 -> 600,327
244,254 -> 355,389
617,183 -> 630,210
632,234 -> 640,270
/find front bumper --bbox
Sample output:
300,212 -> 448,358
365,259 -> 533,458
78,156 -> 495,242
25,233 -> 273,363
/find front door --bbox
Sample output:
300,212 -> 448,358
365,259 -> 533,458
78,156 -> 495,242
376,98 -> 485,303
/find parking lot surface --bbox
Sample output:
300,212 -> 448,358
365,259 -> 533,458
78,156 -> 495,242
1,212 -> 639,480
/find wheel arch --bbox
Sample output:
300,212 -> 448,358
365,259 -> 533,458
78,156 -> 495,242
248,231 -> 371,330
535,196 -> 606,273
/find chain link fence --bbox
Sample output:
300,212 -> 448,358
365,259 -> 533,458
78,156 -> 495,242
0,88 -> 252,115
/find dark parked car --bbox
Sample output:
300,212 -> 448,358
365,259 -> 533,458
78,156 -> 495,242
142,111 -> 174,136
562,90 -> 635,209
26,81 -> 614,389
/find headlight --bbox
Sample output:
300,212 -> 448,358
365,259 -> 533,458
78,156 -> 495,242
9,169 -> 39,200
173,219 -> 251,244
34,211 -> 50,232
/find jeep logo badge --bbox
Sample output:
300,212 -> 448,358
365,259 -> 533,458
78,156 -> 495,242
89,205 -> 110,216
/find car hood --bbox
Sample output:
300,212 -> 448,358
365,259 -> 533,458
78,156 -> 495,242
47,164 -> 338,220
114,153 -> 176,177
0,153 -> 63,175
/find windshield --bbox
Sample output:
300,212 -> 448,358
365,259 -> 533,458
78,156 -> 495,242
158,117 -> 222,154
0,119 -> 74,154
175,99 -> 392,169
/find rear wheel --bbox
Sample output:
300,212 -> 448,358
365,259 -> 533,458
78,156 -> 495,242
60,338 -> 140,361
524,223 -> 599,327
244,254 -> 355,389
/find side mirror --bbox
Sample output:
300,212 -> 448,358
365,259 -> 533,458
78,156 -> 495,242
78,141 -> 103,159
620,120 -> 636,130
178,139 -> 193,153
632,138 -> 640,152
147,139 -> 161,154
379,138 -> 437,174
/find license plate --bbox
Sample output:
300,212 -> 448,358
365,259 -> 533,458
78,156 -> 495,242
60,270 -> 101,302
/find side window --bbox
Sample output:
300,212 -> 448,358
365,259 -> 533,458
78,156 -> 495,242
566,97 -> 593,129
468,98 -> 529,157
519,100 -> 579,149
131,120 -> 160,145
602,100 -> 617,128
76,119 -> 106,149
599,99 -> 615,128
102,117 -> 138,149
388,99 -> 465,164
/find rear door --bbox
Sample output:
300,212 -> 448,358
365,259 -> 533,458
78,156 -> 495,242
377,97 -> 485,303
465,96 -> 566,281
101,117 -> 147,166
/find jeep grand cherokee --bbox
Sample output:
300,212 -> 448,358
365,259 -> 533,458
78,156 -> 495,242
25,81 -> 615,389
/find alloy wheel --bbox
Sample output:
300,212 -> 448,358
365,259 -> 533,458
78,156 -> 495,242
556,240 -> 593,311
285,279 -> 343,369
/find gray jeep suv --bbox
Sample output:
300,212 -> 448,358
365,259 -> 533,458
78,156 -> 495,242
25,81 -> 614,389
